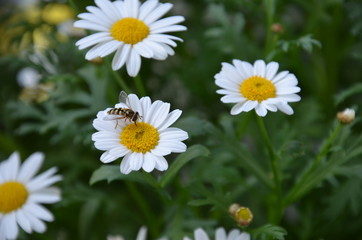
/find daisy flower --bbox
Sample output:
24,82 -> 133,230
183,228 -> 250,240
74,0 -> 186,77
215,59 -> 301,117
0,152 -> 62,240
92,92 -> 188,174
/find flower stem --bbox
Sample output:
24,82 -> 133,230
112,70 -> 132,93
134,75 -> 147,96
255,114 -> 282,223
285,122 -> 343,204
264,0 -> 276,56
125,181 -> 159,237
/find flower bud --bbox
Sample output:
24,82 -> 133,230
228,204 -> 253,227
337,108 -> 355,124
271,23 -> 284,34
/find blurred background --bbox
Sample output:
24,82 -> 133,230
1,0 -> 362,239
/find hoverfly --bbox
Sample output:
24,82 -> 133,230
103,91 -> 141,127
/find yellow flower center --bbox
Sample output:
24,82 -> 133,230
240,76 -> 276,102
110,17 -> 150,45
0,181 -> 28,214
120,122 -> 160,153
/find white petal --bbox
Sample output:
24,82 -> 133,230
159,128 -> 188,141
109,146 -> 130,159
221,94 -> 244,103
265,61 -> 279,80
221,62 -> 243,85
74,20 -> 108,31
139,0 -> 159,21
124,0 -> 139,18
133,42 -> 154,58
254,59 -> 266,77
241,100 -> 258,112
95,0 -> 120,22
112,44 -> 131,70
100,151 -> 120,163
158,140 -> 186,153
18,152 -> 44,182
24,203 -> 54,222
157,109 -> 182,131
149,102 -> 170,128
22,209 -> 47,233
143,3 -> 172,25
194,228 -> 209,240
230,102 -> 246,115
151,24 -> 187,34
126,49 -> 142,77
16,210 -> 32,233
142,152 -> 156,172
77,12 -> 113,27
28,187 -> 61,204
5,152 -> 20,180
233,60 -> 253,79
149,16 -> 185,31
215,228 -> 227,240
84,6 -> 115,25
136,226 -> 148,240
4,213 -> 18,239
255,104 -> 268,117
277,103 -> 294,115
154,155 -> 168,171
271,70 -> 289,83
151,146 -> 171,156
120,153 -> 133,174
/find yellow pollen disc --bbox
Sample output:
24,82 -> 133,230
240,76 -> 276,102
110,17 -> 150,45
121,122 -> 160,153
0,181 -> 28,213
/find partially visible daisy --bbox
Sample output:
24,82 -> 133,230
74,0 -> 186,77
0,152 -> 62,240
107,226 -> 168,240
92,92 -> 188,174
215,59 -> 301,117
183,228 -> 250,240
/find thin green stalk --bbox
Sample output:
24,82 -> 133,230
125,181 -> 159,238
112,70 -> 132,93
264,0 -> 276,56
134,75 -> 147,96
255,115 -> 282,223
285,122 -> 343,204
67,0 -> 79,14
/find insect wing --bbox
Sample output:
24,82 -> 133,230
118,91 -> 131,108
103,114 -> 121,121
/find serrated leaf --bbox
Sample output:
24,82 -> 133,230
159,144 -> 210,188
252,224 -> 287,240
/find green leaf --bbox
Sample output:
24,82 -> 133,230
188,199 -> 214,207
252,224 -> 287,240
334,83 -> 362,105
159,144 -> 210,188
89,165 -> 149,186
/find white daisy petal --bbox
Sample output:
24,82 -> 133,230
195,228 -> 209,240
157,109 -> 182,131
254,59 -> 266,77
112,44 -> 131,70
186,227 -> 250,240
0,152 -> 61,239
159,128 -> 188,141
139,0 -> 159,20
265,61 -> 279,80
143,3 -> 173,25
142,152 -> 157,172
75,0 -> 186,77
154,155 -> 168,171
120,153 -> 133,174
18,152 -> 44,182
100,151 -> 120,163
126,50 -> 142,77
216,59 -> 300,117
149,102 -> 170,128
16,210 -> 32,233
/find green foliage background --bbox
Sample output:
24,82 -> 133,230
1,0 -> 362,239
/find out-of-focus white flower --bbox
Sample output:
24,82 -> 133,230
17,67 -> 41,88
0,152 -> 62,240
183,227 -> 250,240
